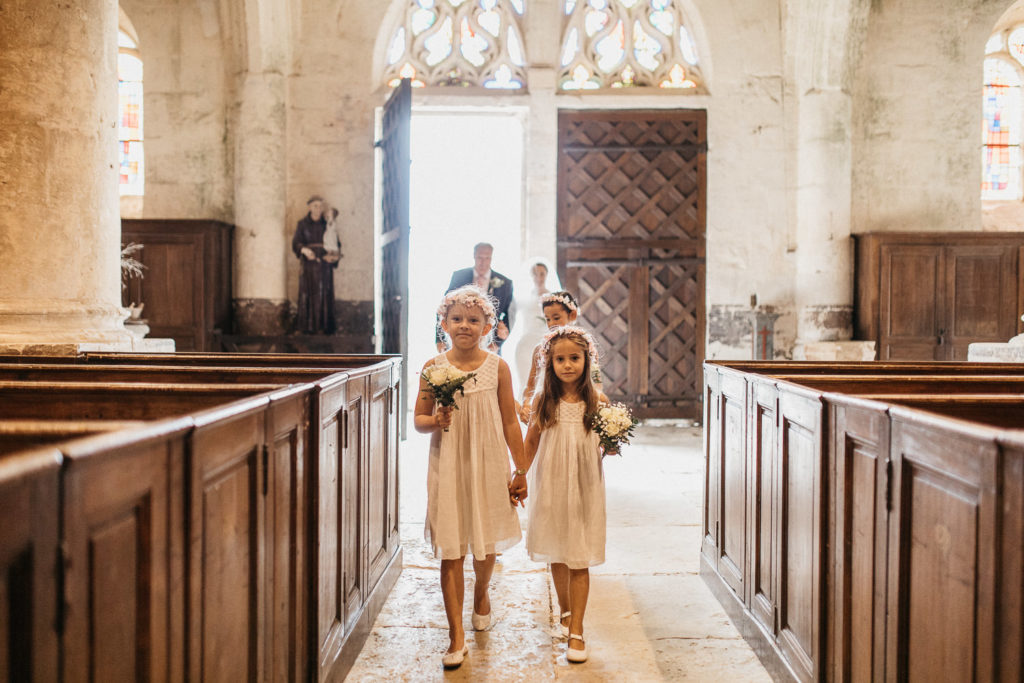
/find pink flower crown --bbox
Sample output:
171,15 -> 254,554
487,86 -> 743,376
540,325 -> 599,362
540,292 -> 578,312
436,285 -> 497,326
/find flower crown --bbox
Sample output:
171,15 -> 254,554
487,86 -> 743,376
436,285 -> 497,326
540,325 -> 599,362
540,292 -> 578,312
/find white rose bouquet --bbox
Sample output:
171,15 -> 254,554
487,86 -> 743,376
421,364 -> 477,431
587,402 -> 639,454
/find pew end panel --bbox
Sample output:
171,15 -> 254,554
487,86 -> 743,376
59,418 -> 192,683
0,449 -> 61,683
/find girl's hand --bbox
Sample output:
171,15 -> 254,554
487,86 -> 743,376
435,405 -> 453,431
601,445 -> 619,457
517,402 -> 531,425
508,474 -> 527,506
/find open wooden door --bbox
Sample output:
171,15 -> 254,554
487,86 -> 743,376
557,109 -> 706,420
378,79 -> 411,436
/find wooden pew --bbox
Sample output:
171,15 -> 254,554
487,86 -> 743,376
0,448 -> 61,682
0,420 -> 145,454
702,362 -> 1024,682
0,352 -> 402,683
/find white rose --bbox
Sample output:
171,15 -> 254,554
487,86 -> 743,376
427,366 -> 448,385
446,366 -> 466,382
605,423 -> 623,436
599,407 -> 612,419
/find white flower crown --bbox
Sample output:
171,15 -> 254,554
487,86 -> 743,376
436,285 -> 497,326
540,325 -> 598,361
540,292 -> 578,312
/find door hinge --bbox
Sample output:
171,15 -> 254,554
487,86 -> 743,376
262,444 -> 269,496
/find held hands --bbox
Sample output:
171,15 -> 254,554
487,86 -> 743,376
517,401 -> 531,425
508,472 -> 527,507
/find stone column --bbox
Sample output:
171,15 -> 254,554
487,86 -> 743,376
232,71 -> 289,334
793,88 -> 855,348
0,0 -> 132,354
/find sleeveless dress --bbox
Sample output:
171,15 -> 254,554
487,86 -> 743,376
425,352 -> 522,560
525,400 -> 606,569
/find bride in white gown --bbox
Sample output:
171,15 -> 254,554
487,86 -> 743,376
510,258 -> 560,392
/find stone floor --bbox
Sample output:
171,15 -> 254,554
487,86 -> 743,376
346,423 -> 771,682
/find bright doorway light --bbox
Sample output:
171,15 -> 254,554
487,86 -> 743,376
407,110 -> 524,409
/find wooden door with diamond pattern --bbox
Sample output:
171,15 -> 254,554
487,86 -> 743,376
556,110 -> 706,420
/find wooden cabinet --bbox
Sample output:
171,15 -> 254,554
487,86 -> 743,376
121,219 -> 233,351
854,232 -> 1024,360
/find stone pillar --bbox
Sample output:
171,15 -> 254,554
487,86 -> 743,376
0,0 -> 132,353
232,71 -> 289,334
793,88 -> 854,348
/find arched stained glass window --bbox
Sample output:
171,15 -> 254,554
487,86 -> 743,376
383,0 -> 528,90
559,0 -> 705,91
982,24 -> 1024,201
118,29 -> 144,196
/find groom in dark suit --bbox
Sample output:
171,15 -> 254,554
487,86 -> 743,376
436,242 -> 515,353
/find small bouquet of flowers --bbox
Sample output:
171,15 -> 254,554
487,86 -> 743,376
421,364 -> 477,431
587,402 -> 639,455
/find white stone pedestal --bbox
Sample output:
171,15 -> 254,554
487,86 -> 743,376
967,342 -> 1024,362
796,341 -> 877,361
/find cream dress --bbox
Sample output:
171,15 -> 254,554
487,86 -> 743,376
425,352 -> 522,560
525,400 -> 606,568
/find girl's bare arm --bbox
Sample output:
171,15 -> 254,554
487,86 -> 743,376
413,362 -> 451,433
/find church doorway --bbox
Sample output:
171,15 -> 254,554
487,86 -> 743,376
405,108 -> 525,409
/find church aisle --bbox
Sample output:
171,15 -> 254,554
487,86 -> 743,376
345,424 -> 770,681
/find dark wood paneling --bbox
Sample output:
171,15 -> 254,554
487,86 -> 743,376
0,450 -> 60,683
718,372 -> 747,597
750,381 -> 778,636
122,219 -> 233,351
855,232 -> 1024,360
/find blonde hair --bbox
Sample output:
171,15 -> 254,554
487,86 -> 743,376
535,326 -> 600,431
436,285 -> 497,347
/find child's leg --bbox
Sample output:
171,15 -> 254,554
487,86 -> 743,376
567,568 -> 590,648
472,553 -> 496,615
550,563 -> 571,627
440,557 -> 466,651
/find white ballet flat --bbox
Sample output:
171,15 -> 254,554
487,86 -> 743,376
566,634 -> 588,663
471,610 -> 491,631
442,644 -> 469,668
558,611 -> 571,638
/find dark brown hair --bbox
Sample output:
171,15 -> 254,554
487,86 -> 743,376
536,329 -> 599,431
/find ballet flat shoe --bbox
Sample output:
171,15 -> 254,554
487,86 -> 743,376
566,634 -> 588,663
442,644 -> 469,668
471,610 -> 491,631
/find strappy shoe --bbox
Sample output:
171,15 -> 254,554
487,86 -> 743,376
566,633 -> 588,663
471,610 -> 491,631
557,611 -> 571,638
442,643 -> 469,668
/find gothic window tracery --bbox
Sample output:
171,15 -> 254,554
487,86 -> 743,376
558,0 -> 704,91
982,28 -> 1024,200
383,0 -> 527,90
118,29 -> 144,196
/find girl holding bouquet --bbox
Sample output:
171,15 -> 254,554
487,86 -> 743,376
521,326 -> 610,663
413,285 -> 530,669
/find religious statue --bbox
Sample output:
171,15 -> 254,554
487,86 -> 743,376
292,195 -> 341,334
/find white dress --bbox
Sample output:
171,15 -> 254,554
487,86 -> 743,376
512,288 -> 549,392
525,400 -> 606,569
425,352 -> 522,560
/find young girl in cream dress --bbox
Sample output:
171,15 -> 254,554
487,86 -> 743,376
522,325 -> 609,663
413,285 -> 530,669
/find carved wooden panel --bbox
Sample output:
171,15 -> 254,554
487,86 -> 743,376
366,372 -> 392,590
718,373 -> 746,597
379,79 -> 411,435
751,383 -> 778,636
557,109 -> 705,419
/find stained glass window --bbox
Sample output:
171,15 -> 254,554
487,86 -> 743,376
383,0 -> 528,90
118,30 -> 144,196
982,55 -> 1023,200
559,0 -> 704,91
